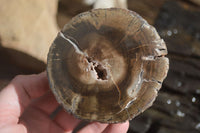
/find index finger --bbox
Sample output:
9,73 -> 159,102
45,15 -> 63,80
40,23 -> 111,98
0,72 -> 49,127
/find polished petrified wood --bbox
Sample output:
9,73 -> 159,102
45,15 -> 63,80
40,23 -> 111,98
47,8 -> 169,123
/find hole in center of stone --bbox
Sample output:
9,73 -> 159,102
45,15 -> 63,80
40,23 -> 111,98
86,57 -> 108,80
94,64 -> 108,80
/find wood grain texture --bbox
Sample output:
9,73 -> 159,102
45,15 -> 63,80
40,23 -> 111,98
47,8 -> 168,123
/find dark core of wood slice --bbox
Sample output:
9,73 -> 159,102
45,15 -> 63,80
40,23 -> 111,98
47,8 -> 169,123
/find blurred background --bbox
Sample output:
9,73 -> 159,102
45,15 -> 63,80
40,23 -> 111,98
0,0 -> 200,133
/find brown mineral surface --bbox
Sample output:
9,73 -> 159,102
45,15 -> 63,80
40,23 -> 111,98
47,8 -> 168,123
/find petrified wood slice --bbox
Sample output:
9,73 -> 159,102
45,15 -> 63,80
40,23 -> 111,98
47,8 -> 169,123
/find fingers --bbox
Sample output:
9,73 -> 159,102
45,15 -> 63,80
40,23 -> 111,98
0,72 -> 49,127
32,91 -> 59,115
53,109 -> 81,132
77,122 -> 129,133
19,106 -> 64,133
0,124 -> 27,133
10,72 -> 49,111
102,121 -> 129,133
77,122 -> 108,133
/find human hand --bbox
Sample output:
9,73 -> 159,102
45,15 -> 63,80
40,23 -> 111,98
0,72 -> 129,133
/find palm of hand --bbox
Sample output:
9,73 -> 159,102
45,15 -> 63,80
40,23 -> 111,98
0,72 -> 129,133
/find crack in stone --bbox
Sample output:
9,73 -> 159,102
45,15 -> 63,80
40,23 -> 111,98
59,32 -> 85,55
60,32 -> 111,81
136,63 -> 144,90
110,73 -> 122,106
86,57 -> 108,80
124,97 -> 137,109
143,78 -> 162,84
142,55 -> 156,61
125,108 -> 131,119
